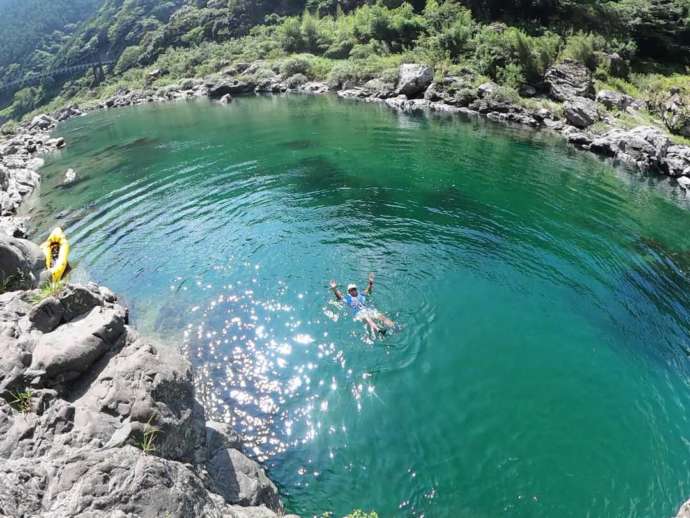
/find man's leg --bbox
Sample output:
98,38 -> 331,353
374,313 -> 394,328
364,315 -> 380,335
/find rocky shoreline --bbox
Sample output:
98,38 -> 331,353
3,59 -> 690,238
0,240 -> 297,517
0,73 -> 303,517
2,59 -> 690,518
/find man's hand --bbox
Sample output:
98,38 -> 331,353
365,272 -> 375,295
330,280 -> 343,301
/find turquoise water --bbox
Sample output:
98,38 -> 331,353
29,95 -> 690,517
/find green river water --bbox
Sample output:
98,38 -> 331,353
28,95 -> 690,517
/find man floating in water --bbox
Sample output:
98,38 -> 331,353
329,273 -> 395,337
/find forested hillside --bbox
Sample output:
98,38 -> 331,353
0,0 -> 102,75
0,0 -> 689,123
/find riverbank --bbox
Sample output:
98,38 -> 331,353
3,60 -> 690,242
0,97 -> 299,516
0,241 -> 297,516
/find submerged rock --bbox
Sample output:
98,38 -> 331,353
63,168 -> 77,185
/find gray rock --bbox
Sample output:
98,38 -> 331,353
544,60 -> 595,101
362,78 -> 396,99
299,81 -> 329,95
396,64 -> 433,98
72,332 -> 207,464
219,93 -> 234,105
677,176 -> 690,191
596,90 -> 633,110
564,97 -> 599,128
658,91 -> 690,137
337,87 -> 370,99
207,420 -> 243,454
562,126 -> 593,147
58,284 -> 109,322
677,499 -> 690,518
0,216 -> 29,238
477,81 -> 499,98
207,79 -> 255,99
590,126 -> 671,172
208,448 -> 280,509
29,114 -> 57,131
63,168 -> 77,185
29,296 -> 64,333
0,447 -> 233,517
226,506 -> 282,518
664,145 -> 690,177
519,84 -> 537,97
424,77 -> 477,107
0,236 -> 44,290
30,305 -> 127,385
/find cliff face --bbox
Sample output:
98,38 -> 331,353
0,240 -> 294,517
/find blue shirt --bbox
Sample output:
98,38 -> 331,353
345,293 -> 366,314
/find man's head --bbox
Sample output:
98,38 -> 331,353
347,283 -> 358,296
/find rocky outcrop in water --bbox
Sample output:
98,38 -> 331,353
0,236 -> 296,518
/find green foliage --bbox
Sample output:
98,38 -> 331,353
30,280 -> 66,305
561,31 -> 606,70
0,0 -> 690,123
138,416 -> 159,455
9,390 -> 33,414
115,46 -> 142,74
280,55 -> 314,77
418,0 -> 475,59
473,25 -> 560,85
0,121 -> 18,136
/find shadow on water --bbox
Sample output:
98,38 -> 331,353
281,139 -> 318,151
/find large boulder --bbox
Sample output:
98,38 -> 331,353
396,64 -> 433,98
0,447 -> 234,517
544,60 -> 595,101
657,89 -> 690,137
362,78 -> 397,99
207,78 -> 256,99
677,499 -> 690,518
0,236 -> 44,290
590,126 -> 671,172
30,305 -> 128,386
564,97 -> 599,128
28,113 -> 57,131
71,332 -> 207,464
424,75 -> 477,107
664,145 -> 690,177
208,447 -> 280,509
596,90 -> 634,111
28,283 -> 115,333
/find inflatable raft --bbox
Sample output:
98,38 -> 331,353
41,227 -> 70,282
